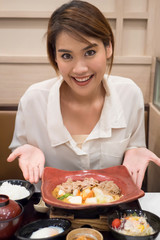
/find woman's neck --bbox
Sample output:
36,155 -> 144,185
60,81 -> 105,106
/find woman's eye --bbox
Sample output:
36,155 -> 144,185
61,53 -> 72,60
85,50 -> 96,57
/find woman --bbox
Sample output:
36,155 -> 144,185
7,0 -> 160,190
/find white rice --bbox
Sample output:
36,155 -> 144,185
0,182 -> 30,200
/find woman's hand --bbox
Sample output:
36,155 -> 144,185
7,144 -> 45,184
123,148 -> 160,189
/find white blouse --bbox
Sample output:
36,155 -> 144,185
72,135 -> 88,149
9,74 -> 146,172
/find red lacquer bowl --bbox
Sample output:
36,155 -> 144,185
0,195 -> 24,239
0,194 -> 21,220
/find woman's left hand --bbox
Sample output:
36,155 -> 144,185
123,148 -> 160,188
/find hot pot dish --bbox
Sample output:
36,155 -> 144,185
52,177 -> 122,205
41,166 -> 145,210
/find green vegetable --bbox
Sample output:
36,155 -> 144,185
132,212 -> 138,216
57,193 -> 71,200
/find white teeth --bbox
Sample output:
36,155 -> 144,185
74,76 -> 91,82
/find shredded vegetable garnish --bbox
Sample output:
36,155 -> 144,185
112,214 -> 155,236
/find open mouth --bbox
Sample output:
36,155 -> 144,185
72,74 -> 94,85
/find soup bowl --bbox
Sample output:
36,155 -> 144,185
0,194 -> 24,239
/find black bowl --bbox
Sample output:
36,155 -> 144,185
0,179 -> 35,205
15,218 -> 72,240
108,209 -> 160,240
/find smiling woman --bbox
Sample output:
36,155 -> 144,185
47,0 -> 114,75
6,0 -> 160,191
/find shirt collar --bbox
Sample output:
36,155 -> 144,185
103,75 -> 127,129
47,75 -> 127,147
85,75 -> 127,140
47,76 -> 72,147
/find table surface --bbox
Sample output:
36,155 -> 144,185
139,192 -> 160,240
139,192 -> 160,217
11,192 -> 160,240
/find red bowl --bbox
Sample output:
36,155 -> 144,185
41,165 -> 145,210
0,201 -> 24,239
0,195 -> 21,220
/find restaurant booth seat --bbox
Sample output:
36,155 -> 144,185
0,105 -> 149,185
0,109 -> 24,180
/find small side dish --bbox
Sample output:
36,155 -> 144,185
111,213 -> 155,236
52,177 -> 122,205
73,235 -> 96,240
108,209 -> 160,240
33,197 -> 49,213
66,228 -> 103,240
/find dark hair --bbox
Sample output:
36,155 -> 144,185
47,0 -> 114,74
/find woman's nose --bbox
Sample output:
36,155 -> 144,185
72,60 -> 88,74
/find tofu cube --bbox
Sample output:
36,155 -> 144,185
67,196 -> 82,204
85,197 -> 97,204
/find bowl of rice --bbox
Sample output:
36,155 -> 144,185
108,209 -> 160,240
0,179 -> 35,205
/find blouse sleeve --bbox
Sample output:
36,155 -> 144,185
126,87 -> 146,150
9,100 -> 28,151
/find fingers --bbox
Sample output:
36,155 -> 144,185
28,166 -> 42,183
28,167 -> 38,183
39,165 -> 44,179
7,145 -> 26,162
20,164 -> 44,183
151,155 -> 160,166
7,150 -> 20,162
7,144 -> 30,163
19,163 -> 29,181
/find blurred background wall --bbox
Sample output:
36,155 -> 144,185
0,0 -> 160,190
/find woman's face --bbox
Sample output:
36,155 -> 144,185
55,31 -> 112,98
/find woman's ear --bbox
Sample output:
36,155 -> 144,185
106,41 -> 112,59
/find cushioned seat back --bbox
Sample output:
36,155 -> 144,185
0,111 -> 24,180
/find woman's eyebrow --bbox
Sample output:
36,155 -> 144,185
58,49 -> 72,53
57,43 -> 98,53
83,43 -> 98,51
